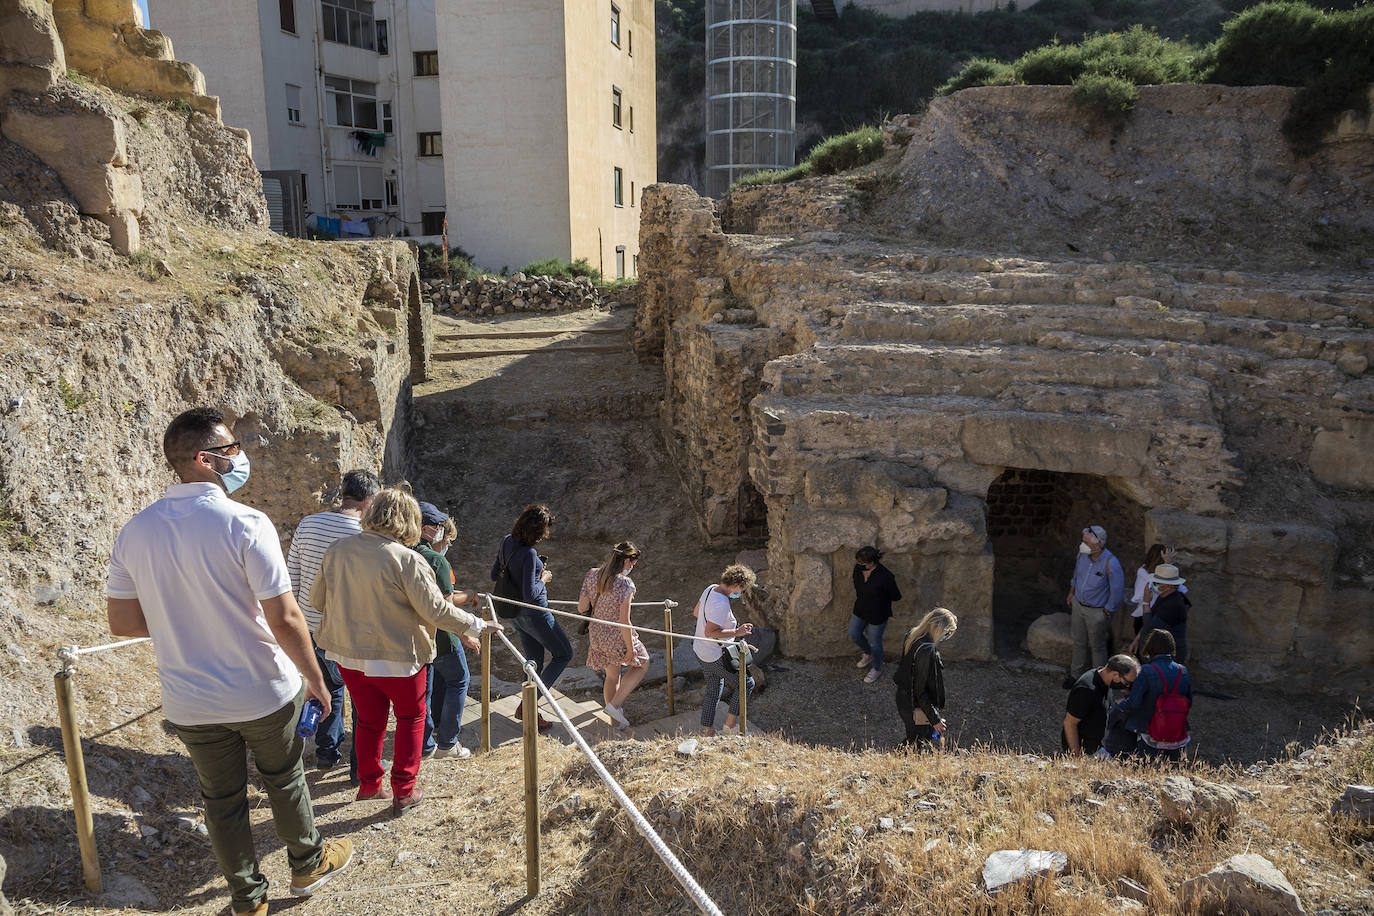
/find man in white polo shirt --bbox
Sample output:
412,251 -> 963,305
106,407 -> 352,915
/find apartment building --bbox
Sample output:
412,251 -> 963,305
149,0 -> 654,276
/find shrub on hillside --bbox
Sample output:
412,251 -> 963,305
417,243 -> 480,281
1072,71 -> 1141,126
729,125 -> 884,190
937,57 -> 1016,94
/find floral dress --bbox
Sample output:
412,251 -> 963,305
582,568 -> 650,670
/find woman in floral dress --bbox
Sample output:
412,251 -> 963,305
579,541 -> 650,728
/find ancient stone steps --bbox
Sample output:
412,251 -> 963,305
433,342 -> 630,360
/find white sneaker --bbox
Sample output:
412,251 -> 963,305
864,668 -> 883,684
432,744 -> 471,759
856,654 -> 873,668
604,703 -> 630,728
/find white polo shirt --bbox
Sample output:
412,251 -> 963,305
107,482 -> 300,726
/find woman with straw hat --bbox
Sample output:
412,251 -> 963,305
1139,563 -> 1191,664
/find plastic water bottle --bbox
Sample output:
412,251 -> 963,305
297,698 -> 324,738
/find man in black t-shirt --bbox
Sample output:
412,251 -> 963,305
1062,654 -> 1140,756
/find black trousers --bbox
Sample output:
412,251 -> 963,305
896,693 -> 937,749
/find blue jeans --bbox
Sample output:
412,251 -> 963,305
312,639 -> 347,763
423,647 -> 471,750
848,615 -> 888,672
511,607 -> 573,691
421,664 -> 437,755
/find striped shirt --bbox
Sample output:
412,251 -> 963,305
287,511 -> 362,632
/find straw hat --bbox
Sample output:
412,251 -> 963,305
1149,563 -> 1186,586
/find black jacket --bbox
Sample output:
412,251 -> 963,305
894,636 -> 945,726
852,563 -> 902,624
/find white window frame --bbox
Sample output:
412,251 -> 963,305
612,86 -> 623,129
325,76 -> 378,129
610,2 -> 621,47
613,166 -> 623,207
285,83 -> 303,125
321,0 -> 375,50
332,164 -> 384,210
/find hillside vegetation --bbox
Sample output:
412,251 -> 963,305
654,0 -> 1370,188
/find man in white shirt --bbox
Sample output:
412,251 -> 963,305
106,407 -> 352,915
287,469 -> 379,770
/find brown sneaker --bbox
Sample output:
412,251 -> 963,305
392,787 -> 424,816
235,903 -> 268,915
290,838 -> 353,896
356,786 -> 393,802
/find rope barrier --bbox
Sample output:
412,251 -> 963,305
479,592 -> 735,646
547,599 -> 679,609
56,638 -> 152,675
482,596 -> 725,916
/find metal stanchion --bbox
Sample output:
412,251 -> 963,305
521,679 -> 541,897
55,669 -> 102,893
664,606 -> 675,717
738,654 -> 748,737
480,629 -> 491,754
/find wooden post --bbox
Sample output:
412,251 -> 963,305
521,679 -> 541,897
738,653 -> 748,737
479,629 -> 491,753
55,670 -> 102,893
664,606 -> 675,717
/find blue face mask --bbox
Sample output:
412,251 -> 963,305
728,591 -> 743,600
217,451 -> 251,494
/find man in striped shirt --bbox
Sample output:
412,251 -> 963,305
287,469 -> 380,769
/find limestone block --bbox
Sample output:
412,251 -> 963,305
896,486 -> 946,515
1227,521 -> 1338,585
1213,577 -> 1305,655
789,554 -> 832,618
1144,509 -> 1229,559
937,551 -> 994,661
1290,587 -> 1374,678
1024,613 -> 1072,666
1331,785 -> 1374,824
1158,775 -> 1243,828
0,0 -> 66,94
83,0 -> 140,26
933,458 -> 1003,496
804,465 -> 861,509
1311,419 -> 1374,490
960,413 -> 1151,478
882,493 -> 986,554
1179,854 -> 1305,916
783,506 -> 877,554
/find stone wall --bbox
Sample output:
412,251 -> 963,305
636,91 -> 1374,692
426,272 -> 636,317
0,0 -> 231,253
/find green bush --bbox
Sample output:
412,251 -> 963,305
1014,40 -> 1086,84
416,243 -> 479,281
936,57 -> 1016,95
728,125 -> 884,191
519,256 -> 602,284
1072,71 -> 1142,126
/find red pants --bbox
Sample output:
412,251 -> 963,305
338,666 -> 427,797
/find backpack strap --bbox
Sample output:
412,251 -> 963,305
1151,662 -> 1182,696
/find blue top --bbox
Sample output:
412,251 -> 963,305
1117,654 -> 1191,735
1070,548 -> 1125,611
490,535 -> 547,608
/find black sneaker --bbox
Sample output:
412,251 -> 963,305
316,755 -> 340,772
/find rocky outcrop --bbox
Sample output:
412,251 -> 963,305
636,80 -> 1374,682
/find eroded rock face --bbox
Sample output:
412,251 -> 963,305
636,78 -> 1374,686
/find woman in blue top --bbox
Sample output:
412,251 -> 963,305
490,504 -> 571,731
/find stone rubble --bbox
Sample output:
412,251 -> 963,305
1157,774 -> 1247,829
422,273 -> 637,317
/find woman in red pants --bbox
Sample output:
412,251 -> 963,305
312,488 -> 500,815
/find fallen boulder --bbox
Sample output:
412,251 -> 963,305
1331,785 -> 1374,824
1158,775 -> 1244,828
982,849 -> 1068,894
1179,853 -> 1305,916
1024,613 -> 1072,667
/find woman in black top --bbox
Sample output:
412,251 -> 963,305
1140,563 -> 1191,664
893,608 -> 958,749
849,546 -> 902,684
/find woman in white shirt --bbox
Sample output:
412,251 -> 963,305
692,564 -> 756,736
1129,545 -> 1171,637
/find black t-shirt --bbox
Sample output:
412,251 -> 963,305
1061,669 -> 1109,753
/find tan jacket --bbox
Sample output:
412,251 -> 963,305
312,531 -> 484,666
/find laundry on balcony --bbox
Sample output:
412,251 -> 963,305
351,130 -> 387,156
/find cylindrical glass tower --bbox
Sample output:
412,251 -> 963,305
704,0 -> 797,198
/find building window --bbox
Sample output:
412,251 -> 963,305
611,87 -> 622,129
628,29 -> 633,56
285,84 -> 302,124
375,18 -> 388,54
613,166 -> 623,207
421,211 -> 445,235
333,164 -> 384,210
279,0 -> 296,33
417,132 -> 442,157
630,181 -> 635,206
325,76 -> 377,129
321,0 -> 375,51
381,101 -> 393,133
615,245 -> 626,279
385,178 -> 397,207
629,106 -> 634,132
610,3 -> 620,46
414,51 -> 439,76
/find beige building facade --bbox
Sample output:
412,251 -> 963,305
150,0 -> 654,275
435,0 -> 655,275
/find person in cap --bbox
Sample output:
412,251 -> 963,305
1138,563 -> 1191,664
1063,524 -> 1125,688
414,501 -> 481,759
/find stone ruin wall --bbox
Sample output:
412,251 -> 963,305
0,0 -> 230,254
636,87 -> 1374,694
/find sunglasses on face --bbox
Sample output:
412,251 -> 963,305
201,441 -> 242,457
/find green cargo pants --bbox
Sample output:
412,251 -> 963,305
170,688 -> 323,912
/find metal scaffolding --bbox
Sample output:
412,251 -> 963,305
704,0 -> 798,197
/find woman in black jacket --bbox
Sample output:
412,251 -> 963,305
893,608 -> 958,749
850,546 -> 902,684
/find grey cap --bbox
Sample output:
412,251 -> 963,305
1083,525 -> 1107,546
